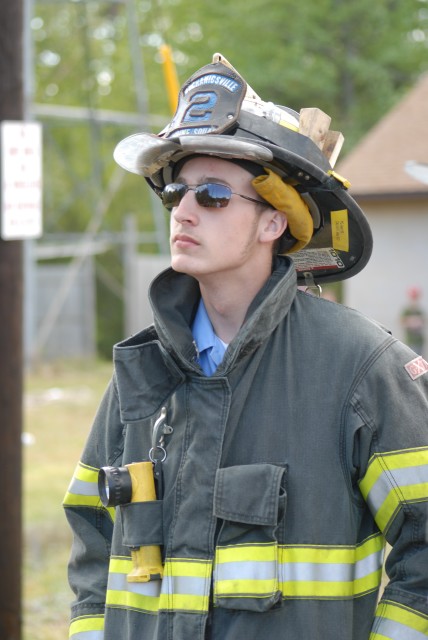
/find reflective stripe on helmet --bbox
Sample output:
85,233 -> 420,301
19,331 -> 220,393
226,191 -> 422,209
359,447 -> 428,533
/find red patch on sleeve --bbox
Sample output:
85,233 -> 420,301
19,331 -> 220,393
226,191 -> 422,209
404,356 -> 428,380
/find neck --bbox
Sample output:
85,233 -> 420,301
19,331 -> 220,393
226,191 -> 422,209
198,262 -> 273,344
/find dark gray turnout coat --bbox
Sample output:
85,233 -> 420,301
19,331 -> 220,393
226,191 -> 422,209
64,257 -> 428,640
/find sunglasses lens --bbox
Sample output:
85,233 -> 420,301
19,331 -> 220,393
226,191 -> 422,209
162,183 -> 233,209
162,183 -> 187,209
196,183 -> 231,208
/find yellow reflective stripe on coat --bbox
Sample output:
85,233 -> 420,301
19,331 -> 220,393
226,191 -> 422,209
106,556 -> 211,614
106,557 -> 161,612
359,447 -> 428,533
215,535 -> 384,600
215,542 -> 279,599
159,558 -> 212,612
370,600 -> 428,638
69,614 -> 104,639
63,461 -> 115,520
280,534 -> 384,598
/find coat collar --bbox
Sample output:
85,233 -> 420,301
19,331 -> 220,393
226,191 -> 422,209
113,257 -> 297,421
149,256 -> 297,373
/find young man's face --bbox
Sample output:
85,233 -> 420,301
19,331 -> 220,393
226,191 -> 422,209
169,156 -> 280,282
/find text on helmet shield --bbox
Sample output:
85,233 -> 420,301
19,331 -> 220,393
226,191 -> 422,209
164,66 -> 246,138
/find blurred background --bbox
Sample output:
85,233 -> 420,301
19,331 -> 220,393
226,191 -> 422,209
17,0 -> 428,364
1,0 -> 428,638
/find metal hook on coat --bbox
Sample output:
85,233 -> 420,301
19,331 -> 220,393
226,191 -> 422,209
149,407 -> 173,463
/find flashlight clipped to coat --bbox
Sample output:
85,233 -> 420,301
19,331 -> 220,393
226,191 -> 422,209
98,408 -> 172,583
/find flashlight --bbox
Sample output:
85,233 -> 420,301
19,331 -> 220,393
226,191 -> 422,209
98,461 -> 164,582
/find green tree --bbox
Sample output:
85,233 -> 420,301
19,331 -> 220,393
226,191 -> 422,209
156,0 -> 428,147
31,0 -> 428,354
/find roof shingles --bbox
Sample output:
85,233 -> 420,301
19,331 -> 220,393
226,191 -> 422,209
336,73 -> 428,196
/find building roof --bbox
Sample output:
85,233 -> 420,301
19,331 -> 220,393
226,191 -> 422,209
336,73 -> 428,196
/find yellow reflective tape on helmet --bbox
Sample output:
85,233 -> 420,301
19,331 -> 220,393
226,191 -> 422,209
69,614 -> 104,639
327,169 -> 351,189
63,461 -> 115,520
331,209 -> 349,252
359,447 -> 428,532
370,600 -> 428,638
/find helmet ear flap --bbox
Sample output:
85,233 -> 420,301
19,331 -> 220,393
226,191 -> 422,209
252,170 -> 313,253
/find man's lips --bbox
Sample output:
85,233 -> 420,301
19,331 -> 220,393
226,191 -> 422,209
173,234 -> 200,247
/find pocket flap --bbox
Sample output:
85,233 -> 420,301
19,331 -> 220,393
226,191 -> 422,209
213,464 -> 286,526
120,500 -> 163,547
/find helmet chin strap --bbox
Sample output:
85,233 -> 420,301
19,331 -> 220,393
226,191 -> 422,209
302,272 -> 322,297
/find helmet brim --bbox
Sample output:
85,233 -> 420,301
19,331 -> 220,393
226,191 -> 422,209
114,129 -> 372,285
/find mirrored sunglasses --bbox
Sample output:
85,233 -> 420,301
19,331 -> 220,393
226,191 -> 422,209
161,182 -> 267,210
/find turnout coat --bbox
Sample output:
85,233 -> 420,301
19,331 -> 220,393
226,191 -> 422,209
64,257 -> 428,640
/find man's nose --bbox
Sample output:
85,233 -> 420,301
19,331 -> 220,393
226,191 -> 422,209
171,189 -> 199,223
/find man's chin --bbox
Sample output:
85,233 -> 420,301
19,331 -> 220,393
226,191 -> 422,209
170,256 -> 193,276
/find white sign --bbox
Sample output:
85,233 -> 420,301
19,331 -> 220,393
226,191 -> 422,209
1,121 -> 43,240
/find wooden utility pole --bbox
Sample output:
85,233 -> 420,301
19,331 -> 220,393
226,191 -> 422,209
0,2 -> 24,639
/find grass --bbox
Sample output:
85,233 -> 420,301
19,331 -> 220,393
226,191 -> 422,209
23,359 -> 113,640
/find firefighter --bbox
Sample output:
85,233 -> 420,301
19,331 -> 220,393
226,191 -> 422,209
64,54 -> 428,640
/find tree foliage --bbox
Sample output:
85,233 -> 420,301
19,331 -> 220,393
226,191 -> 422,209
33,0 -> 428,231
31,0 -> 428,353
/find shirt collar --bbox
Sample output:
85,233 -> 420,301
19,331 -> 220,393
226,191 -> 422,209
192,297 -> 216,354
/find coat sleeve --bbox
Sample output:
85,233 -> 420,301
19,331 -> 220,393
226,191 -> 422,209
63,375 -> 124,640
351,340 -> 428,638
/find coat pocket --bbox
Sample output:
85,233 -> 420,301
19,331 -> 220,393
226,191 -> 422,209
213,464 -> 287,612
120,500 -> 164,548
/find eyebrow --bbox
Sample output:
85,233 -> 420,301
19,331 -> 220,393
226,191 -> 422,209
175,174 -> 232,187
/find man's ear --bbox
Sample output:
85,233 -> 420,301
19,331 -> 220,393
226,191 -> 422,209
259,210 -> 288,244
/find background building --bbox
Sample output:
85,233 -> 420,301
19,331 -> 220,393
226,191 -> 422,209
338,73 -> 428,355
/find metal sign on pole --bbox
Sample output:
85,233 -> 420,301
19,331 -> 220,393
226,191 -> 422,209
1,120 -> 42,240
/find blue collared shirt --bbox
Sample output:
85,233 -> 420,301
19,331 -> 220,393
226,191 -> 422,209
191,298 -> 228,376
